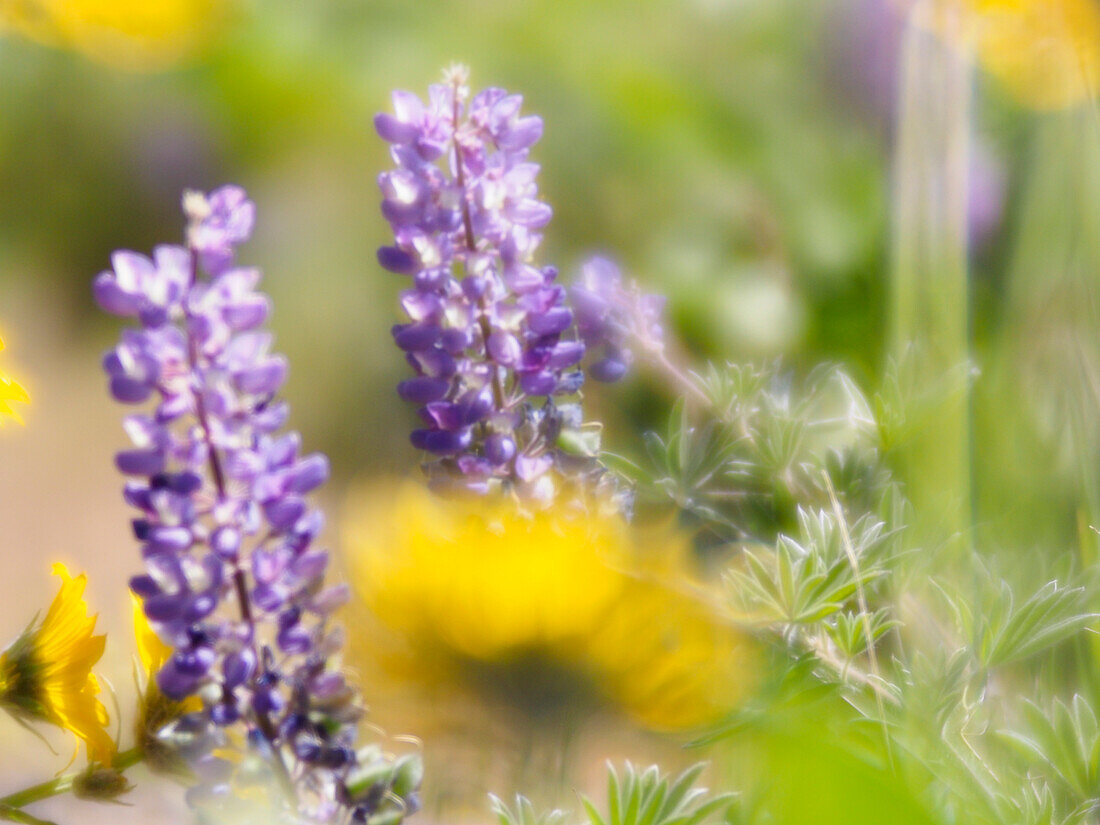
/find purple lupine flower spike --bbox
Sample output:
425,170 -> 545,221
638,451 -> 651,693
97,186 -> 420,823
377,65 -> 593,497
569,256 -> 666,383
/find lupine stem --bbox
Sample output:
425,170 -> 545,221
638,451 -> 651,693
452,76 -> 509,420
183,247 -> 296,802
652,350 -> 711,407
0,748 -> 143,811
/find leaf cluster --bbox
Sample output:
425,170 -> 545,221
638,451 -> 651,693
606,363 -> 893,544
491,765 -> 736,825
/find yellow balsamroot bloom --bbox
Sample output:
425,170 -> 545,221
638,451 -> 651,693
584,575 -> 758,731
131,594 -> 200,771
132,592 -> 172,678
0,335 -> 29,425
0,0 -> 228,70
0,564 -> 113,764
346,482 -> 625,661
342,482 -> 757,730
904,0 -> 1100,108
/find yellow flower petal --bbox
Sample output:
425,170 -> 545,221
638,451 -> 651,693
36,564 -> 114,764
0,332 -> 29,425
344,482 -> 625,661
905,0 -> 1100,108
0,0 -> 231,70
131,593 -> 171,677
342,482 -> 759,730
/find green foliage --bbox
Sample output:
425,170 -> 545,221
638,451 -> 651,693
936,574 -> 1095,669
608,362 -> 894,544
617,359 -> 1100,825
581,764 -> 736,825
490,795 -> 568,825
826,608 -> 899,661
491,765 -> 736,825
1000,696 -> 1100,808
726,507 -> 889,626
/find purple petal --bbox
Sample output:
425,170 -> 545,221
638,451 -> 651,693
93,273 -> 142,316
116,448 -> 166,476
374,112 -> 420,144
392,322 -> 441,352
484,433 -> 516,465
285,454 -> 329,494
520,370 -> 556,396
410,427 -> 472,456
547,340 -> 585,369
109,375 -> 154,404
397,376 -> 450,404
590,357 -> 629,383
527,306 -> 573,336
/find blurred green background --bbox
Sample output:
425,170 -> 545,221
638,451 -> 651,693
1,0 -> 1099,821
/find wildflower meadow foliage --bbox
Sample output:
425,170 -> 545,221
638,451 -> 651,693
0,17 -> 1099,825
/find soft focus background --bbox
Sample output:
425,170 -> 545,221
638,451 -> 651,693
1,0 -> 1098,821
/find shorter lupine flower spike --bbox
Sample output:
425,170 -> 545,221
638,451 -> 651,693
569,256 -> 666,383
97,185 -> 420,823
0,564 -> 114,765
376,66 -> 595,498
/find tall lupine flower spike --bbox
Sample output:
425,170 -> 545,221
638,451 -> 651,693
376,65 -> 593,498
569,256 -> 666,383
95,186 -> 420,824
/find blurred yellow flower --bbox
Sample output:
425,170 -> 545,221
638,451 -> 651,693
585,575 -> 758,731
0,564 -> 114,764
131,594 -> 200,772
346,483 -> 625,662
0,335 -> 29,425
341,482 -> 758,732
905,0 -> 1100,108
0,0 -> 229,70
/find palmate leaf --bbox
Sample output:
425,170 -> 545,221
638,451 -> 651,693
826,608 -> 899,661
490,794 -> 568,825
936,572 -> 1096,670
726,507 -> 888,627
980,580 -> 1095,668
997,695 -> 1100,805
582,764 -> 736,825
494,765 -> 735,825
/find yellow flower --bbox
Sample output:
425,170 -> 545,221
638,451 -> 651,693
0,335 -> 29,425
341,481 -> 757,731
131,594 -> 200,773
0,564 -> 113,764
585,574 -> 759,731
132,592 -> 172,677
904,0 -> 1100,109
346,483 -> 626,661
0,0 -> 230,70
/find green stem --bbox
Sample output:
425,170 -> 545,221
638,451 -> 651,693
0,805 -> 59,825
0,747 -> 143,810
889,8 -> 973,560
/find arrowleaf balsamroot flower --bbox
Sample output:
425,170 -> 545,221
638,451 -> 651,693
96,185 -> 420,823
342,482 -> 757,731
131,593 -> 202,774
0,564 -> 114,765
0,0 -> 229,71
376,66 -> 593,496
0,334 -> 29,424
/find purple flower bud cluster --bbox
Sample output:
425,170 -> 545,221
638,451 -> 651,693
376,66 -> 589,494
96,186 -> 420,823
569,256 -> 666,383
